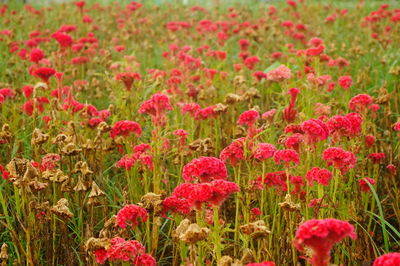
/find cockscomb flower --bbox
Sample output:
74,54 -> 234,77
373,253 -> 400,266
255,171 -> 288,192
32,67 -> 56,84
115,72 -> 141,91
51,31 -> 74,48
267,64 -> 291,82
116,204 -> 148,228
294,219 -> 356,266
358,178 -> 376,192
306,167 -> 333,186
338,76 -> 352,89
139,93 -> 173,127
238,110 -> 260,127
349,94 -> 373,112
182,156 -> 228,183
220,138 -> 246,166
162,195 -> 191,216
301,119 -> 329,144
29,48 -> 44,63
368,153 -> 385,164
110,120 -> 142,139
322,147 -> 356,174
253,143 -> 276,161
393,122 -> 400,131
284,133 -> 303,152
174,129 -> 188,147
244,56 -> 260,70
262,109 -> 276,123
274,149 -> 300,167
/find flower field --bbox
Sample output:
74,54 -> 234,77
0,0 -> 400,265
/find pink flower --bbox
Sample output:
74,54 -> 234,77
238,110 -> 260,127
139,93 -> 173,127
373,253 -> 400,266
162,195 -> 191,215
116,204 -> 148,228
294,219 -> 356,266
349,94 -> 373,112
220,138 -> 246,166
338,76 -> 352,89
266,65 -> 291,82
274,149 -> 300,167
29,48 -> 44,63
182,156 -> 228,183
322,147 -> 356,174
358,178 -> 376,192
306,167 -> 333,186
115,72 -> 141,91
110,120 -> 142,139
301,119 -> 329,144
253,143 -> 276,161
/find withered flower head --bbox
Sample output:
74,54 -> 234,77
52,134 -> 67,145
31,128 -> 49,145
279,194 -> 300,212
88,181 -> 105,198
73,176 -> 87,192
85,237 -> 111,252
97,122 -> 111,133
6,158 -> 29,184
178,222 -> 210,245
73,161 -> 93,176
189,138 -> 214,154
213,103 -> 228,114
240,220 -> 271,239
139,193 -> 164,216
0,124 -> 13,143
0,243 -> 8,260
42,169 -> 68,183
224,93 -> 241,105
50,198 -> 73,219
29,180 -> 48,192
61,143 -> 82,156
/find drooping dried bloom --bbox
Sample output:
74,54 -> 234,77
358,177 -> 376,192
373,253 -> 400,266
274,149 -> 300,167
116,204 -> 148,228
322,147 -> 356,174
110,120 -> 142,139
182,156 -> 227,183
139,93 -> 173,127
306,167 -> 333,186
294,219 -> 356,266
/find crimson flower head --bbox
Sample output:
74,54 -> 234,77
274,149 -> 300,167
238,109 -> 260,127
267,65 -> 291,82
306,167 -> 332,186
139,93 -> 173,127
51,32 -> 74,48
368,153 -> 385,164
182,156 -> 227,183
322,147 -> 356,174
253,143 -> 276,161
358,177 -> 376,192
115,72 -> 141,91
338,75 -> 352,89
244,56 -> 260,70
220,138 -> 246,166
349,94 -> 373,112
29,48 -> 44,63
32,67 -> 56,84
75,1 -> 85,8
294,218 -> 356,266
301,118 -> 329,144
162,195 -> 191,216
373,253 -> 400,266
110,120 -> 142,139
116,204 -> 148,228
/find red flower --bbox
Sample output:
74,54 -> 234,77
373,253 -> 400,266
368,153 -> 385,164
51,32 -> 74,48
238,110 -> 260,127
244,56 -> 260,70
254,143 -> 276,161
182,156 -> 227,183
116,204 -> 148,228
115,72 -> 141,91
301,119 -> 329,144
322,147 -> 356,174
32,67 -> 56,84
349,94 -> 373,112
294,219 -> 356,266
29,48 -> 44,63
267,65 -> 291,82
220,138 -> 246,166
139,93 -> 173,127
110,120 -> 142,139
338,75 -> 352,89
306,167 -> 332,186
274,149 -> 300,167
358,178 -> 376,192
162,195 -> 191,215
256,171 -> 288,192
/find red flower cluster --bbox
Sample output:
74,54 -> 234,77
255,171 -> 289,192
220,138 -> 246,166
301,118 -> 329,144
306,167 -> 333,186
238,109 -> 259,127
368,153 -> 385,164
274,149 -> 300,167
110,120 -> 142,139
115,72 -> 141,91
358,177 -> 376,192
373,253 -> 400,266
95,237 -> 155,265
139,93 -> 173,127
162,195 -> 191,216
116,204 -> 148,228
327,113 -> 363,142
349,94 -> 373,112
266,64 -> 291,82
338,75 -> 352,89
294,219 -> 356,266
117,144 -> 153,171
32,67 -> 56,84
322,147 -> 356,174
253,143 -> 276,161
182,156 -> 228,182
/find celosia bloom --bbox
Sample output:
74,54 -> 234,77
32,67 -> 56,84
115,72 -> 141,91
267,64 -> 291,82
255,171 -> 288,192
110,120 -> 142,139
273,149 -> 300,167
116,204 -> 148,228
238,110 -> 259,127
29,48 -> 44,63
162,195 -> 191,215
368,153 -> 385,164
220,138 -> 245,166
139,93 -> 173,127
338,76 -> 352,89
349,94 -> 373,112
306,167 -> 333,186
294,219 -> 356,266
301,119 -> 329,144
253,143 -> 276,161
322,147 -> 356,174
373,253 -> 400,266
358,177 -> 376,192
182,156 -> 228,182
